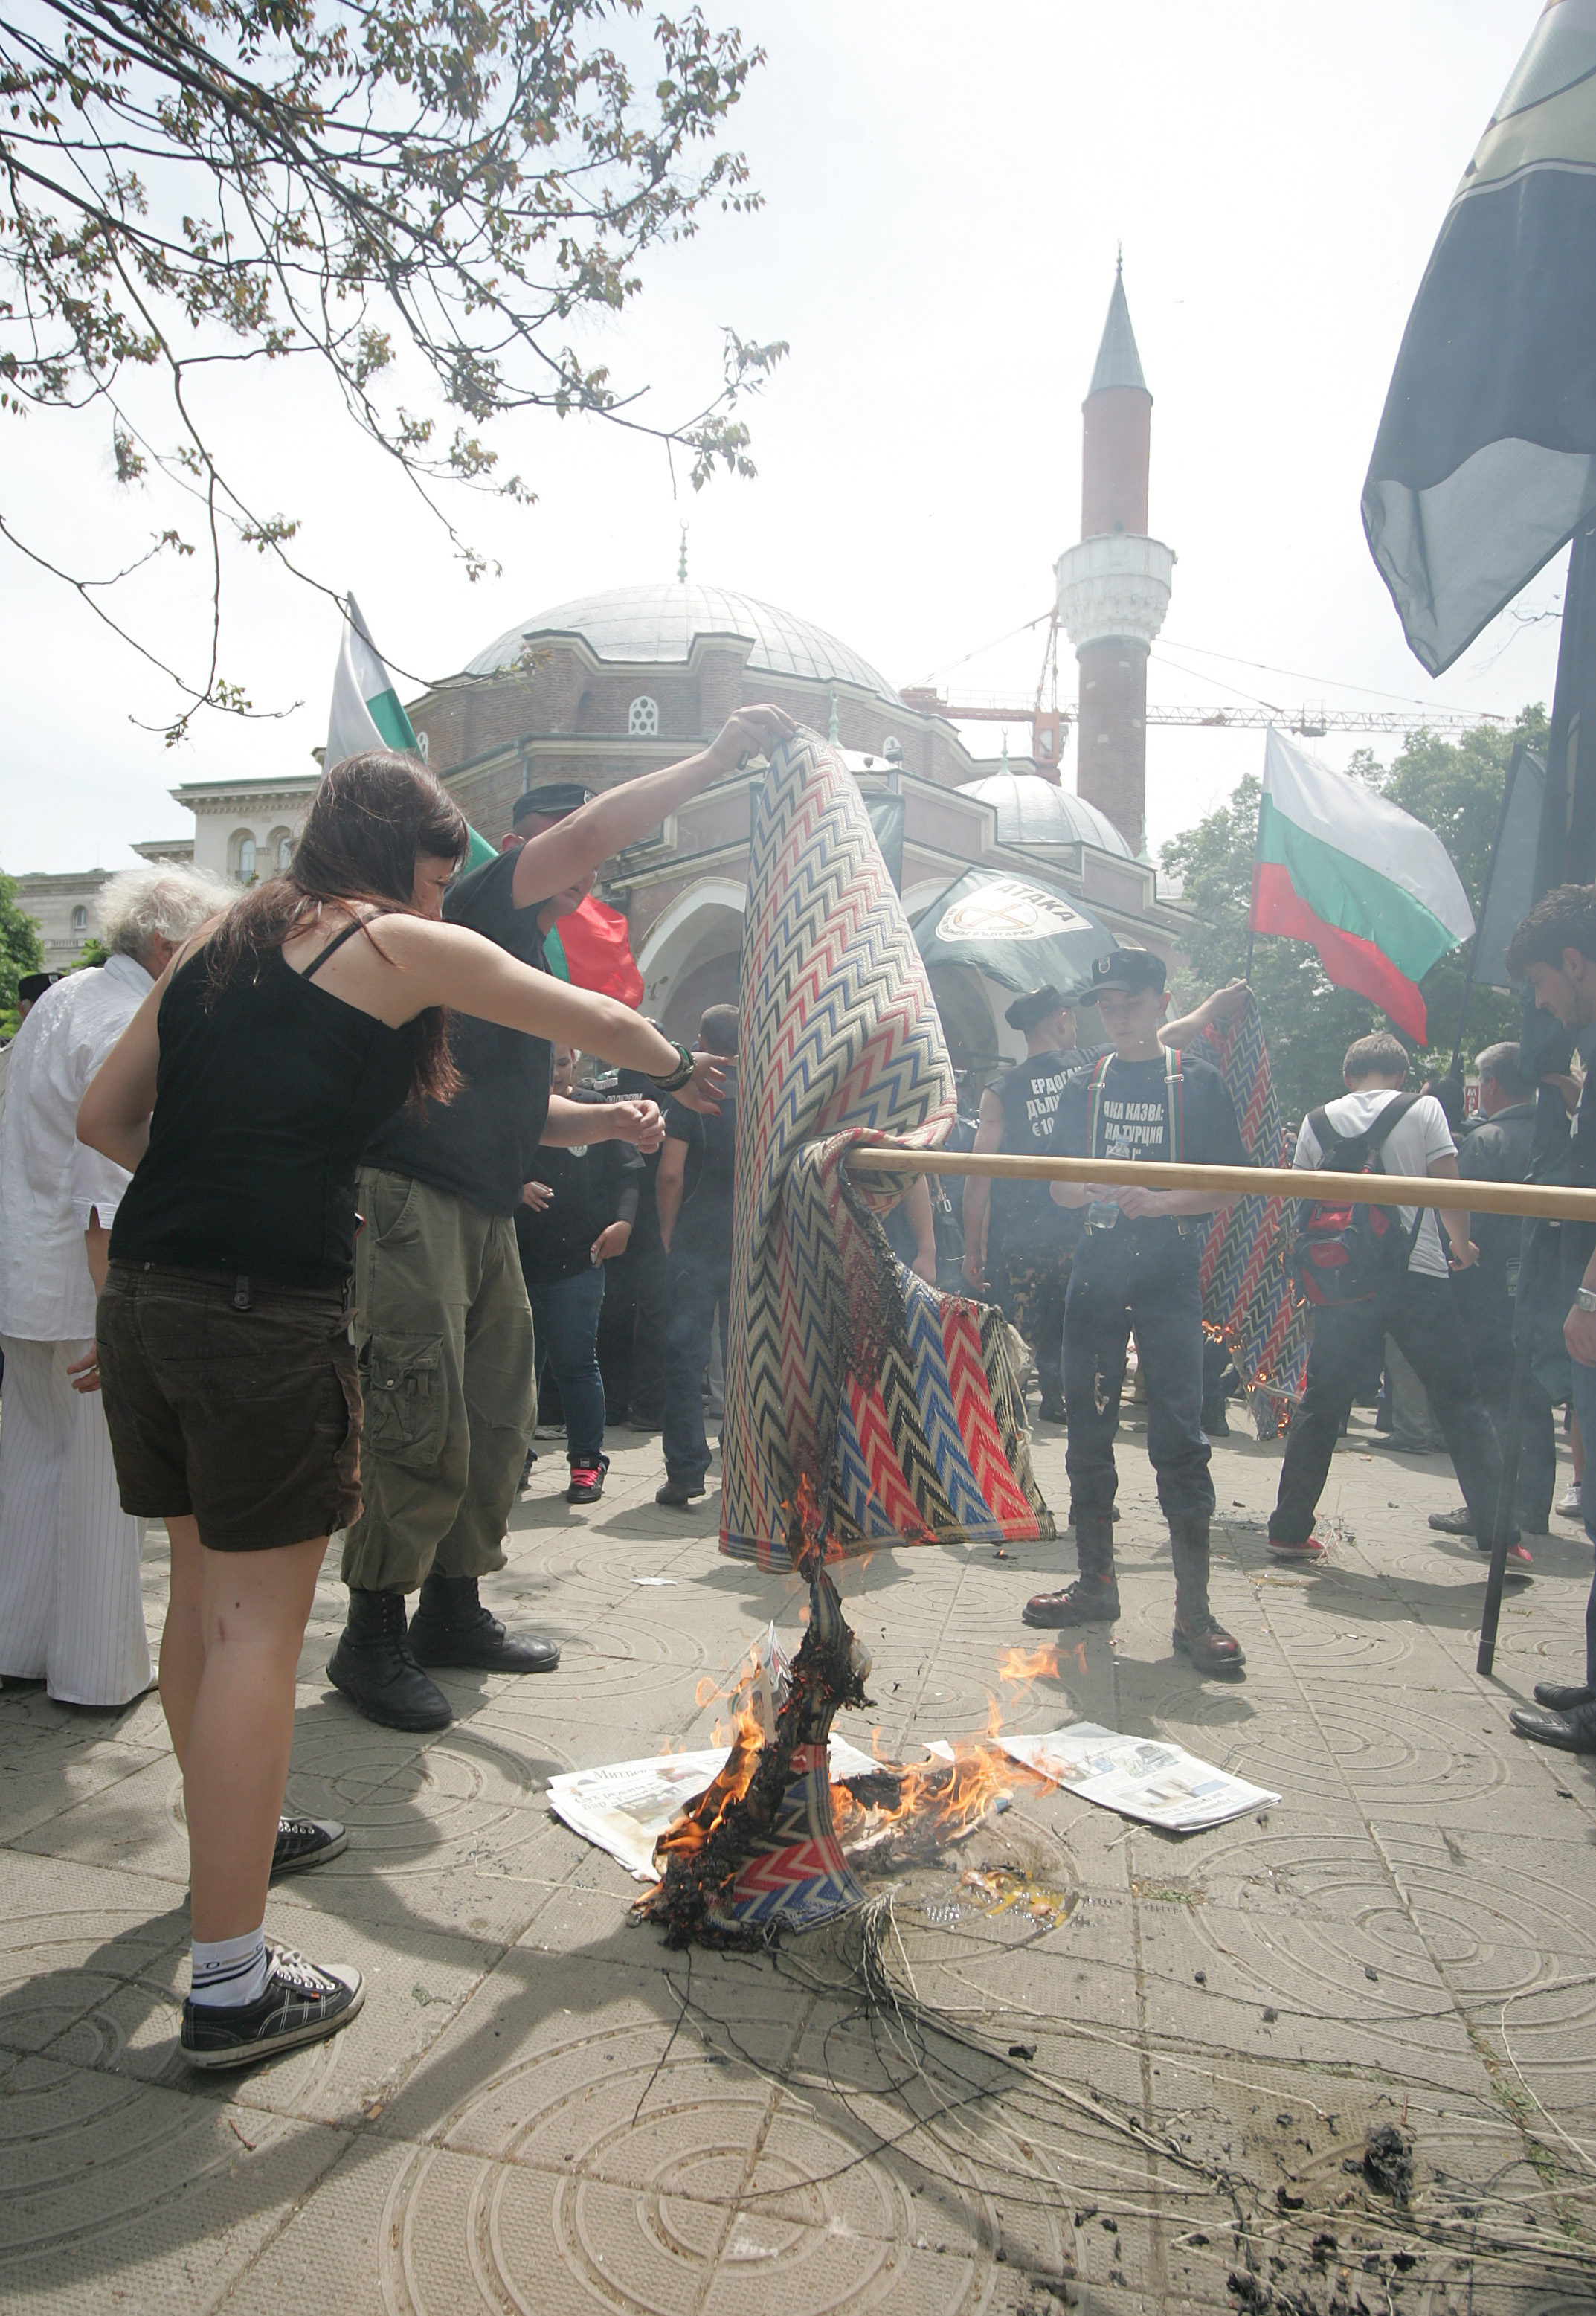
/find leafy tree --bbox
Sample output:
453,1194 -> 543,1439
0,873 -> 45,1036
1161,707 -> 1547,1125
1,2 -> 782,736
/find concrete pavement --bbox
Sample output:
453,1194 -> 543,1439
2,1406 -> 1594,2314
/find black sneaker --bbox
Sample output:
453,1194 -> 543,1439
180,1946 -> 364,2071
271,1813 -> 347,1877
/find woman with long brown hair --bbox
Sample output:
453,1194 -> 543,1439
75,734 -> 775,2068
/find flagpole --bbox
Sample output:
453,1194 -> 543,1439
1449,738 -> 1523,1077
845,1145 -> 1596,1223
1243,733 -> 1266,982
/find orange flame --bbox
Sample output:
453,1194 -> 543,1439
831,1735 -> 1016,1850
998,1644 -> 1060,1685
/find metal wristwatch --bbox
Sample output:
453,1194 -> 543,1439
1576,1286 -> 1596,1314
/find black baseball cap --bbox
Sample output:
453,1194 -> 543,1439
1075,947 -> 1166,1003
512,781 -> 593,826
1004,984 -> 1070,1032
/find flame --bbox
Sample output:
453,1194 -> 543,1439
655,1690 -> 767,1869
998,1644 -> 1060,1685
831,1734 -> 1015,1850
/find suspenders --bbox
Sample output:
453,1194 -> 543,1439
1087,1050 -> 1183,1162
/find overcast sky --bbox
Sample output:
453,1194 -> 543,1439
1,0 -> 1563,878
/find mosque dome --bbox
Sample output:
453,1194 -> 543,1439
466,582 -> 901,707
957,770 -> 1133,859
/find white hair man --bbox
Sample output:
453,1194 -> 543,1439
0,865 -> 234,1704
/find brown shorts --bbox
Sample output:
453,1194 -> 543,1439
97,1262 -> 361,1552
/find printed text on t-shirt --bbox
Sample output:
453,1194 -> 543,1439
1095,1097 -> 1168,1157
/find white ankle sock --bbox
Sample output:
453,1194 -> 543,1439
190,1926 -> 271,2010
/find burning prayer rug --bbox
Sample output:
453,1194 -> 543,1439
1194,994 -> 1310,1435
719,728 -> 1054,1572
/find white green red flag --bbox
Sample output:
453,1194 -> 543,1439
326,594 -> 494,869
543,896 -> 643,1006
1249,728 -> 1473,1043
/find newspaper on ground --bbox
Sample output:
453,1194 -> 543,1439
547,1730 -> 884,1882
998,1723 -> 1278,1833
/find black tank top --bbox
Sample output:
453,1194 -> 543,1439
109,920 -> 425,1290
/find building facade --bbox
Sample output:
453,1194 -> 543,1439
10,266 -> 1192,1079
403,578 -> 1191,1081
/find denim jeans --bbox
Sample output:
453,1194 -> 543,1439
528,1266 -> 608,1463
1270,1272 -> 1511,1548
596,1242 -> 667,1423
662,1253 -> 730,1486
1562,1244 -> 1596,1685
1063,1227 -> 1214,1525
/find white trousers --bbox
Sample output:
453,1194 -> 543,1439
0,1335 -> 152,1706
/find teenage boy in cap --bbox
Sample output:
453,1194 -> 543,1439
963,979 -> 1246,1422
1499,887 -> 1596,1755
962,985 -> 1085,1422
1024,947 -> 1251,1675
329,707 -> 795,1731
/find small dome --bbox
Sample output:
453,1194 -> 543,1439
957,771 -> 1133,859
467,582 -> 901,707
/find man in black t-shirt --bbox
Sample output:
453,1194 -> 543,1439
1500,888 -> 1596,1756
962,986 -> 1092,1423
329,705 -> 791,1731
654,1005 -> 739,1507
1022,948 -> 1251,1677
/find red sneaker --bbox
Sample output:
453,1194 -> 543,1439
567,1456 -> 607,1505
1267,1536 -> 1325,1560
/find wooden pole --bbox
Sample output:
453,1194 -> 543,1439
844,1144 -> 1596,1224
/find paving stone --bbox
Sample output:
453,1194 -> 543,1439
2,1421 -> 1593,2312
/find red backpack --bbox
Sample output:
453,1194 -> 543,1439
1290,1094 -> 1426,1307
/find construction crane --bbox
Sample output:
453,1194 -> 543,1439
923,700 -> 1502,739
900,607 -> 1507,746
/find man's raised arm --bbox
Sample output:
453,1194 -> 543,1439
512,705 -> 795,908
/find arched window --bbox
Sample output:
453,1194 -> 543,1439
415,729 -> 430,762
628,695 -> 660,737
268,825 -> 293,875
237,834 -> 256,881
71,904 -> 88,936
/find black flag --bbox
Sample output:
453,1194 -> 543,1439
1363,4 -> 1596,676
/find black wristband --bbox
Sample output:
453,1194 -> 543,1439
649,1040 -> 697,1093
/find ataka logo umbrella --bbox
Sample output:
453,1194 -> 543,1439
933,878 -> 1094,944
911,868 -> 1114,997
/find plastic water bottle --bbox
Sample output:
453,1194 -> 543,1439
1087,1137 -> 1133,1232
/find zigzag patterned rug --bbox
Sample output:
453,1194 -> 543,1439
721,729 -> 1055,1572
1194,994 -> 1310,1435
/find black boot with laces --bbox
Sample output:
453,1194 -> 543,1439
328,1587 -> 452,1731
405,1572 -> 559,1675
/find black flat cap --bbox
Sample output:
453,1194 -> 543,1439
1004,984 -> 1069,1032
512,781 -> 594,825
1076,947 -> 1166,1003
18,971 -> 59,1003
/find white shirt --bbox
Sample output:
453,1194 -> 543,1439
0,955 -> 152,1340
1293,1089 -> 1457,1281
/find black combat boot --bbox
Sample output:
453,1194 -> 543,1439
327,1589 -> 453,1731
1023,1508 -> 1120,1627
1169,1515 -> 1245,1676
405,1573 -> 560,1674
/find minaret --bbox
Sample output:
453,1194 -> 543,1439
1055,258 -> 1174,852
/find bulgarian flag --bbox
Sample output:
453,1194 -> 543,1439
1249,727 -> 1473,1043
543,895 -> 644,1006
326,595 -> 495,869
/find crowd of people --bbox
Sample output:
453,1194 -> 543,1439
0,721 -> 1593,2074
